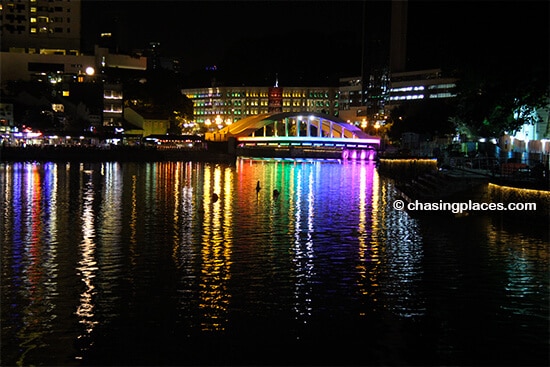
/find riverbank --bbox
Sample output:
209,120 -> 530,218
0,144 -> 237,163
377,158 -> 549,218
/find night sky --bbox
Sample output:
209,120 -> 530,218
81,0 -> 549,87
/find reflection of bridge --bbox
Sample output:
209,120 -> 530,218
205,112 -> 380,160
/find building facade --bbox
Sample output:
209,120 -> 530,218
337,69 -> 457,127
181,85 -> 339,132
387,68 -> 457,107
1,0 -> 81,53
182,71 -> 458,134
0,46 -> 146,130
0,0 -> 148,132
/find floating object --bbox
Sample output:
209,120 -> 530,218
273,189 -> 280,199
212,193 -> 219,202
256,180 -> 261,193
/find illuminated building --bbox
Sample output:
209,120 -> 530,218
338,69 -> 457,126
338,77 -> 364,124
0,0 -> 146,132
181,85 -> 339,129
0,0 -> 81,53
387,69 -> 457,105
0,103 -> 14,133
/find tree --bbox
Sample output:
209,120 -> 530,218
123,69 -> 194,133
387,98 -> 456,142
452,62 -> 549,140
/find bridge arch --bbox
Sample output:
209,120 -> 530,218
204,111 -> 380,160
206,111 -> 374,141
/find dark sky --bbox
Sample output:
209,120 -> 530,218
81,0 -> 549,87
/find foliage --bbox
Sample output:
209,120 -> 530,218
2,80 -> 102,132
123,69 -> 193,120
452,62 -> 549,139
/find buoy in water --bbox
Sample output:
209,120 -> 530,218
212,193 -> 219,202
256,180 -> 261,193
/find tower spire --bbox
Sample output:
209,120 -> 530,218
275,73 -> 279,88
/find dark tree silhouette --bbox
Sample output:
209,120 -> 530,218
451,56 -> 549,140
387,98 -> 456,142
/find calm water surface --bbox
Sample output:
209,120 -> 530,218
1,159 -> 548,366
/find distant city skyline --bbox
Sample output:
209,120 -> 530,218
80,1 -> 549,86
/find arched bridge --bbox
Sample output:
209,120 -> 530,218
205,112 -> 380,160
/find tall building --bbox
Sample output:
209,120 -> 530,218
1,0 -> 82,54
389,0 -> 407,73
338,76 -> 364,124
0,0 -> 146,132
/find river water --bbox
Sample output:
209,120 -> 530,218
0,159 -> 548,366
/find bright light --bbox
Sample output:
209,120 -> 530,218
85,67 -> 95,76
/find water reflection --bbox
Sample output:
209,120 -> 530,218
75,172 -> 98,359
1,163 -> 61,365
356,162 -> 380,314
199,164 -> 233,331
486,219 -> 549,320
0,159 -> 547,366
291,164 -> 315,325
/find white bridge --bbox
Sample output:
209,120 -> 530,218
205,112 -> 380,160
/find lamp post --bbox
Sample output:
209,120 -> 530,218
215,115 -> 223,130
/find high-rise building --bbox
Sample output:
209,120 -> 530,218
389,0 -> 407,74
0,0 -> 147,132
1,0 -> 82,54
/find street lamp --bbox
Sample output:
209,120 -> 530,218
215,115 -> 223,129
